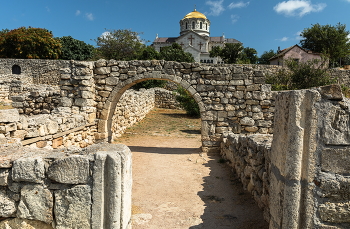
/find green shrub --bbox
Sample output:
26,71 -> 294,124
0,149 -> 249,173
175,86 -> 200,117
266,58 -> 336,90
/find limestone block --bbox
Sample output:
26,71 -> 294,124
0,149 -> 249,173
240,117 -> 255,126
60,97 -> 73,107
95,59 -> 107,67
321,148 -> 350,174
0,218 -> 53,229
46,119 -> 58,135
11,130 -> 28,140
36,141 -> 47,148
94,66 -> 111,74
319,84 -> 343,100
5,123 -> 17,132
17,184 -> 53,224
105,76 -> 119,86
12,157 -> 45,183
0,109 -> 20,122
319,202 -> 350,223
0,169 -> 9,186
48,156 -> 89,184
54,185 -> 91,229
245,126 -> 259,132
0,190 -> 16,217
74,98 -> 95,107
323,105 -> 350,145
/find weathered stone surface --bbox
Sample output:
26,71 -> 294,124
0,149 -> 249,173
48,156 -> 89,184
0,169 -> 9,186
323,104 -> 350,145
54,185 -> 91,229
0,218 -> 53,229
319,202 -> 350,223
240,117 -> 255,126
0,109 -> 20,122
0,190 -> 16,217
319,84 -> 343,100
12,158 -> 45,183
17,184 -> 53,224
321,148 -> 350,174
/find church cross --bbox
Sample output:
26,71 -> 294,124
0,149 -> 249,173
198,42 -> 203,50
188,35 -> 195,45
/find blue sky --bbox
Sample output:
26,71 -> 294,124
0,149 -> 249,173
1,0 -> 350,56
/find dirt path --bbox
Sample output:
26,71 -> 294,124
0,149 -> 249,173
114,109 -> 268,229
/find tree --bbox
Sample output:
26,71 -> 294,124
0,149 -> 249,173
258,50 -> 275,64
159,43 -> 194,62
175,86 -> 200,117
240,47 -> 258,64
300,23 -> 350,66
59,36 -> 94,60
0,29 -> 9,36
0,27 -> 61,59
138,46 -> 160,60
209,43 -> 243,64
266,58 -> 335,90
95,29 -> 146,60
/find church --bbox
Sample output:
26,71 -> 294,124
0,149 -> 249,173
152,8 -> 242,64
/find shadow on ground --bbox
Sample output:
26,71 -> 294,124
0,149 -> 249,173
189,153 -> 269,229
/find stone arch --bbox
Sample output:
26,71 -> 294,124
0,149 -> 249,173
98,72 -> 206,144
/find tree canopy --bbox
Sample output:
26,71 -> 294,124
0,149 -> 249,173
0,27 -> 61,59
258,50 -> 275,64
299,23 -> 350,66
209,43 -> 244,64
59,36 -> 94,60
158,43 -> 194,62
95,29 -> 146,60
240,47 -> 258,64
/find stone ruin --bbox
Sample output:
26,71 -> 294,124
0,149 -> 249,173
0,58 -> 350,228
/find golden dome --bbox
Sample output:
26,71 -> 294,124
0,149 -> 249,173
183,10 -> 207,19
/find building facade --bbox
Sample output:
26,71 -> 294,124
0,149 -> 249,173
152,9 -> 241,64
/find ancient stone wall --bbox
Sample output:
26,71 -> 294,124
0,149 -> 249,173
154,87 -> 181,109
0,59 -> 70,85
268,85 -> 350,229
112,88 -> 155,138
0,143 -> 132,229
330,68 -> 350,87
220,133 -> 272,222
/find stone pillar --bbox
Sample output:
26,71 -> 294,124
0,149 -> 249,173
269,89 -> 319,229
92,144 -> 132,229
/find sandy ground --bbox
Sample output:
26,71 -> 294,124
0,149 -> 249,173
115,109 -> 268,229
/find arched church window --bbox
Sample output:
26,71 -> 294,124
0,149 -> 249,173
192,21 -> 195,29
206,24 -> 208,30
12,65 -> 21,74
200,22 -> 202,29
186,22 -> 188,29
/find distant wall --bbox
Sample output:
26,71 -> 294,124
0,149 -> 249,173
0,59 -> 70,85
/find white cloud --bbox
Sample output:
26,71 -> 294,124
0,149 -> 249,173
46,6 -> 50,12
228,1 -> 250,9
76,10 -> 81,16
206,0 -> 225,16
274,0 -> 326,17
85,13 -> 94,21
276,37 -> 289,42
231,14 -> 240,23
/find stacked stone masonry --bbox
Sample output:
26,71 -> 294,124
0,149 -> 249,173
3,59 -> 350,228
220,133 -> 272,222
0,143 -> 132,229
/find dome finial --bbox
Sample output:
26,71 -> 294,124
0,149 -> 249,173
194,5 -> 196,11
